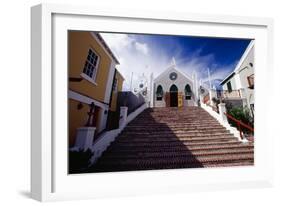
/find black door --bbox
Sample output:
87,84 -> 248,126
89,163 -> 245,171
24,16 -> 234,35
170,92 -> 178,107
169,84 -> 178,107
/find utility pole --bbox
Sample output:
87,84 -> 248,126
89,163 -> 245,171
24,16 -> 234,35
130,72 -> 133,92
208,67 -> 212,89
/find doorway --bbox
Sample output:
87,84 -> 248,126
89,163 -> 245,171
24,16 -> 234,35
169,84 -> 178,107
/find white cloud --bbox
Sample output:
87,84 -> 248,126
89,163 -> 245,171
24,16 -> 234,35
101,33 -> 133,51
101,33 -> 170,90
135,42 -> 149,55
100,32 -> 237,91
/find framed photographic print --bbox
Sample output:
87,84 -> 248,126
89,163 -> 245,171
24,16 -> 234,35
31,3 -> 274,201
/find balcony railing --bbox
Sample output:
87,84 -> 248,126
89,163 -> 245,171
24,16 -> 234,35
217,90 -> 242,99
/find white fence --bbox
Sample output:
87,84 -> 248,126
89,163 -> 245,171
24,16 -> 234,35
201,102 -> 247,142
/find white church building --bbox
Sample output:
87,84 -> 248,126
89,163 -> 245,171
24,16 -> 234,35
151,59 -> 200,108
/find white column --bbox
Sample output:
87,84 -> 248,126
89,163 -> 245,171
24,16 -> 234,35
74,127 -> 96,150
239,88 -> 246,98
119,106 -> 128,130
218,103 -> 228,123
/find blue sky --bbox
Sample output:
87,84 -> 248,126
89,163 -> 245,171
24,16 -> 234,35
100,32 -> 251,90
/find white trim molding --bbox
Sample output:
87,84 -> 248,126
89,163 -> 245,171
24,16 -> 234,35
80,73 -> 98,86
68,89 -> 108,110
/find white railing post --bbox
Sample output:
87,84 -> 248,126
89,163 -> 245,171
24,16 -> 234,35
119,106 -> 128,130
218,103 -> 228,123
74,127 -> 96,150
209,90 -> 214,106
239,88 -> 246,98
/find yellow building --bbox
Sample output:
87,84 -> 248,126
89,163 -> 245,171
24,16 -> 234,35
68,31 -> 124,147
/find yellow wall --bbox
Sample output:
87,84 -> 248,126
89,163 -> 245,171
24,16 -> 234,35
68,99 -> 101,146
109,70 -> 124,111
68,31 -> 113,103
68,31 -> 116,146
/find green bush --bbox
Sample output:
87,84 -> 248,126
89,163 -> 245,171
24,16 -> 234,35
69,149 -> 93,174
227,106 -> 254,132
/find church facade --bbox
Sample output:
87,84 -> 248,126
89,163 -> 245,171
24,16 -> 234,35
152,61 -> 198,107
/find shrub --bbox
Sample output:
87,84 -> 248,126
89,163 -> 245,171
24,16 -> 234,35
69,149 -> 93,174
227,106 -> 254,132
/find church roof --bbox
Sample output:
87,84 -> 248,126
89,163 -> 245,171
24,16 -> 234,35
154,62 -> 194,83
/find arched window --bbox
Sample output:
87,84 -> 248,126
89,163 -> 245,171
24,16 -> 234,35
185,84 -> 192,100
156,85 -> 164,101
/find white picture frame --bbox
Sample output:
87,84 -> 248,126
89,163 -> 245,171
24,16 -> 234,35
31,3 -> 274,202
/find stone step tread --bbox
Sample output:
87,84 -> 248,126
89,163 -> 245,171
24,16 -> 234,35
122,128 -> 229,135
119,133 -> 234,137
124,125 -> 226,129
108,143 -> 254,152
95,154 -> 254,166
113,139 -> 240,147
120,132 -> 232,138
115,137 -> 237,143
106,145 -> 254,154
130,119 -> 219,121
90,161 -> 254,172
117,135 -> 235,141
101,149 -> 254,159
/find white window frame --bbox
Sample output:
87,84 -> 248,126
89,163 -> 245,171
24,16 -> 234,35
80,47 -> 100,85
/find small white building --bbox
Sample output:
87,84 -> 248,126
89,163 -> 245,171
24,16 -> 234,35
220,40 -> 254,115
152,59 -> 199,107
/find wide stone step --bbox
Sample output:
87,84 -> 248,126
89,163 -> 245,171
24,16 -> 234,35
108,142 -> 253,152
135,116 -> 214,120
129,122 -> 222,127
93,154 -> 254,169
121,129 -> 230,135
116,135 -> 236,143
114,138 -> 237,147
106,143 -> 253,154
119,132 -> 232,139
130,118 -> 219,122
124,125 -> 225,130
101,148 -> 254,160
89,160 -> 254,172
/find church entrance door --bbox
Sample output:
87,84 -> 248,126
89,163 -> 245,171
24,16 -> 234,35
169,84 -> 178,107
